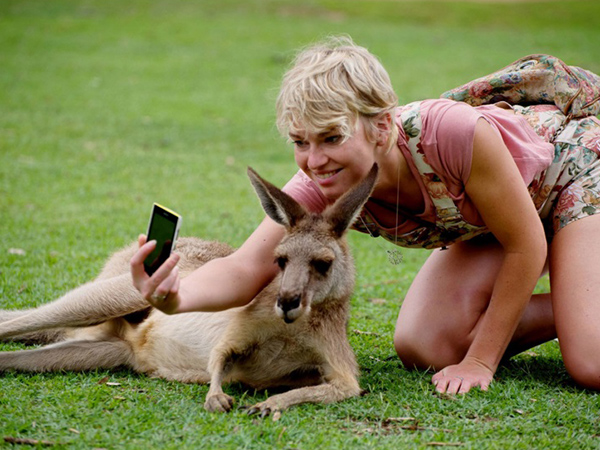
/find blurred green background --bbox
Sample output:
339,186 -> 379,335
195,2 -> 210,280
1,1 -> 599,449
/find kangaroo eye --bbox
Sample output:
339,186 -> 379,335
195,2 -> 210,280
276,256 -> 288,270
311,259 -> 332,275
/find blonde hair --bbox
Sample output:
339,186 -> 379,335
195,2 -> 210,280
276,36 -> 398,149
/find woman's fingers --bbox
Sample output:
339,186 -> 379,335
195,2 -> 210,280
146,264 -> 181,314
432,364 -> 492,395
138,234 -> 147,248
130,239 -> 156,289
434,375 -> 466,395
171,267 -> 181,296
130,239 -> 178,293
129,236 -> 182,314
152,264 -> 180,299
147,253 -> 180,292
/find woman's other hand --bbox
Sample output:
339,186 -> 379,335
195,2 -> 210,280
431,356 -> 494,394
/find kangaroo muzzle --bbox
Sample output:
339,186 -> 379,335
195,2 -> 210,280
276,294 -> 302,324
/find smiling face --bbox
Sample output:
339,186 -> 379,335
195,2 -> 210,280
291,118 -> 379,202
276,38 -> 398,200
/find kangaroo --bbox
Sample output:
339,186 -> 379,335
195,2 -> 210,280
0,165 -> 378,417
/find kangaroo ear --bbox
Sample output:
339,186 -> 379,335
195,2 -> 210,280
247,167 -> 306,228
325,164 -> 378,237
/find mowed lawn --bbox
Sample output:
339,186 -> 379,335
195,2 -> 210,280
1,1 -> 599,449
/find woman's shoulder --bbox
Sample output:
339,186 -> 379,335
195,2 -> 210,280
396,99 -> 481,146
396,98 -> 477,118
410,99 -> 481,185
421,99 -> 481,132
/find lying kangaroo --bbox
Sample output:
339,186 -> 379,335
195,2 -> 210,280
0,166 -> 378,416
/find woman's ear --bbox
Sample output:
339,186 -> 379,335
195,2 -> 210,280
374,112 -> 393,147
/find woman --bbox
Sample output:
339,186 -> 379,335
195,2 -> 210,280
130,37 -> 600,394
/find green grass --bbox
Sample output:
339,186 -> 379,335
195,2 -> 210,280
1,0 -> 599,448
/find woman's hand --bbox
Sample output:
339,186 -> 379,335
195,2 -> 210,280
431,357 -> 494,394
130,234 -> 181,314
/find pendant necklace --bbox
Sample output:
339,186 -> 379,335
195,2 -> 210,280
358,160 -> 404,265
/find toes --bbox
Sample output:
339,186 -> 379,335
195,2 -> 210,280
246,402 -> 281,420
204,393 -> 234,412
246,406 -> 260,416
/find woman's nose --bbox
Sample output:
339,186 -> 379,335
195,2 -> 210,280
307,144 -> 328,169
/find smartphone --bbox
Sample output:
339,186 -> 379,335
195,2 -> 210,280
143,203 -> 182,276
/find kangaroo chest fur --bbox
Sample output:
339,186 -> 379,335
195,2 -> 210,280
131,290 -> 332,390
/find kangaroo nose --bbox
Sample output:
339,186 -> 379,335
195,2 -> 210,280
277,295 -> 301,323
277,294 -> 301,312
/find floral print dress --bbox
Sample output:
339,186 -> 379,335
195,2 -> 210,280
517,105 -> 600,237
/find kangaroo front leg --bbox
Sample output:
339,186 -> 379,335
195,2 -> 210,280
248,370 -> 361,419
0,338 -> 134,373
0,273 -> 148,340
204,350 -> 235,413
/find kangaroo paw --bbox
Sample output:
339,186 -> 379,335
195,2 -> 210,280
204,393 -> 235,413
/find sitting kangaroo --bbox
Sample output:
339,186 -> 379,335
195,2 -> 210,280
0,165 -> 378,416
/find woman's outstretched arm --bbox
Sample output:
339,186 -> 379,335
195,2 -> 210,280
130,216 -> 284,314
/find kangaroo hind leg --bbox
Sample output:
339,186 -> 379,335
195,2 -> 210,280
0,338 -> 134,373
1,328 -> 70,345
0,273 -> 149,341
0,309 -> 65,344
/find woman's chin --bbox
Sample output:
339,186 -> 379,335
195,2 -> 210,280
319,186 -> 345,202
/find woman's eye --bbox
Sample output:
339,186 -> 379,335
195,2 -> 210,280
325,135 -> 341,144
293,140 -> 307,149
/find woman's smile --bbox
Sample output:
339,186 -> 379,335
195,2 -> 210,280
313,169 -> 343,184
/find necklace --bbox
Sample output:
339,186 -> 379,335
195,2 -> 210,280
358,160 -> 404,265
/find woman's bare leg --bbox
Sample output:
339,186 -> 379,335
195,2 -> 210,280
549,215 -> 600,390
394,236 -> 555,370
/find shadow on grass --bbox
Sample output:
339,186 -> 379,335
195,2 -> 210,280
497,354 -> 576,390
357,346 -> 587,396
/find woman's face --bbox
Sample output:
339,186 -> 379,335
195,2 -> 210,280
291,119 -> 378,202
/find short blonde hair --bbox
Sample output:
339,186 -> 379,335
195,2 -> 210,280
276,36 -> 398,148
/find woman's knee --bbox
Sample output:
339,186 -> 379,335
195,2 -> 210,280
393,327 -> 425,370
393,324 -> 466,371
562,350 -> 600,391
